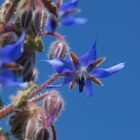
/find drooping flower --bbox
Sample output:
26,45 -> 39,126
47,0 -> 87,32
47,41 -> 125,96
0,32 -> 27,87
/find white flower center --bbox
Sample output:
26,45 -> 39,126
77,66 -> 88,80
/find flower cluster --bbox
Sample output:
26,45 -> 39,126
0,0 -> 124,139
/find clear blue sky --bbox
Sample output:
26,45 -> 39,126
0,0 -> 140,140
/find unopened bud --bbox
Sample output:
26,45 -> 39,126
44,90 -> 64,125
15,9 -> 33,30
9,109 -> 36,139
32,7 -> 49,34
48,40 -> 69,59
25,107 -> 53,140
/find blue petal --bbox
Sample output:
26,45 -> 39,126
61,15 -> 87,25
0,68 -> 28,87
73,17 -> 87,25
83,79 -> 93,96
0,32 -> 25,63
61,15 -> 75,25
64,76 -> 74,84
47,59 -> 74,74
93,63 -> 125,78
0,69 -> 16,86
60,0 -> 78,11
79,41 -> 97,66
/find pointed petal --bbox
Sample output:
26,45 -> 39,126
69,80 -> 77,89
60,0 -> 78,11
0,69 -> 16,86
93,63 -> 125,78
64,76 -> 74,84
0,68 -> 27,87
61,15 -> 87,25
0,32 -> 25,63
79,41 -> 97,66
89,77 -> 103,86
83,80 -> 93,96
70,51 -> 79,68
61,15 -> 75,25
73,17 -> 87,25
47,59 -> 73,74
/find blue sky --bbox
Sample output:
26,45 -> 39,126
0,0 -> 140,140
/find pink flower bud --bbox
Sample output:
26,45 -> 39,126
32,7 -> 49,34
25,106 -> 54,140
15,9 -> 33,30
44,90 -> 64,125
48,40 -> 69,59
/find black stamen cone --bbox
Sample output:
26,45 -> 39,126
78,77 -> 85,92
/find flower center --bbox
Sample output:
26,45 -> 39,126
78,66 -> 88,79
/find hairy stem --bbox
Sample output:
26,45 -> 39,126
29,74 -> 58,97
42,32 -> 64,41
0,92 -> 48,120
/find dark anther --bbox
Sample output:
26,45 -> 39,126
78,77 -> 85,92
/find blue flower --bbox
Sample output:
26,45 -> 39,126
0,32 -> 27,87
47,41 -> 125,96
47,0 -> 87,32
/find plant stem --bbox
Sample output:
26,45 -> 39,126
42,32 -> 64,41
29,74 -> 58,97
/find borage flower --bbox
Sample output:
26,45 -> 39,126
0,32 -> 26,87
48,0 -> 87,32
47,41 -> 125,96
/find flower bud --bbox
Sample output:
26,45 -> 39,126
9,109 -> 36,139
32,7 -> 49,34
15,9 -> 33,30
48,40 -> 69,59
25,108 -> 53,140
44,90 -> 64,125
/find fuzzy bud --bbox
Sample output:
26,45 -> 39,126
15,9 -> 33,30
32,7 -> 49,34
44,90 -> 64,125
25,108 -> 53,140
48,40 -> 69,59
9,108 -> 36,139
